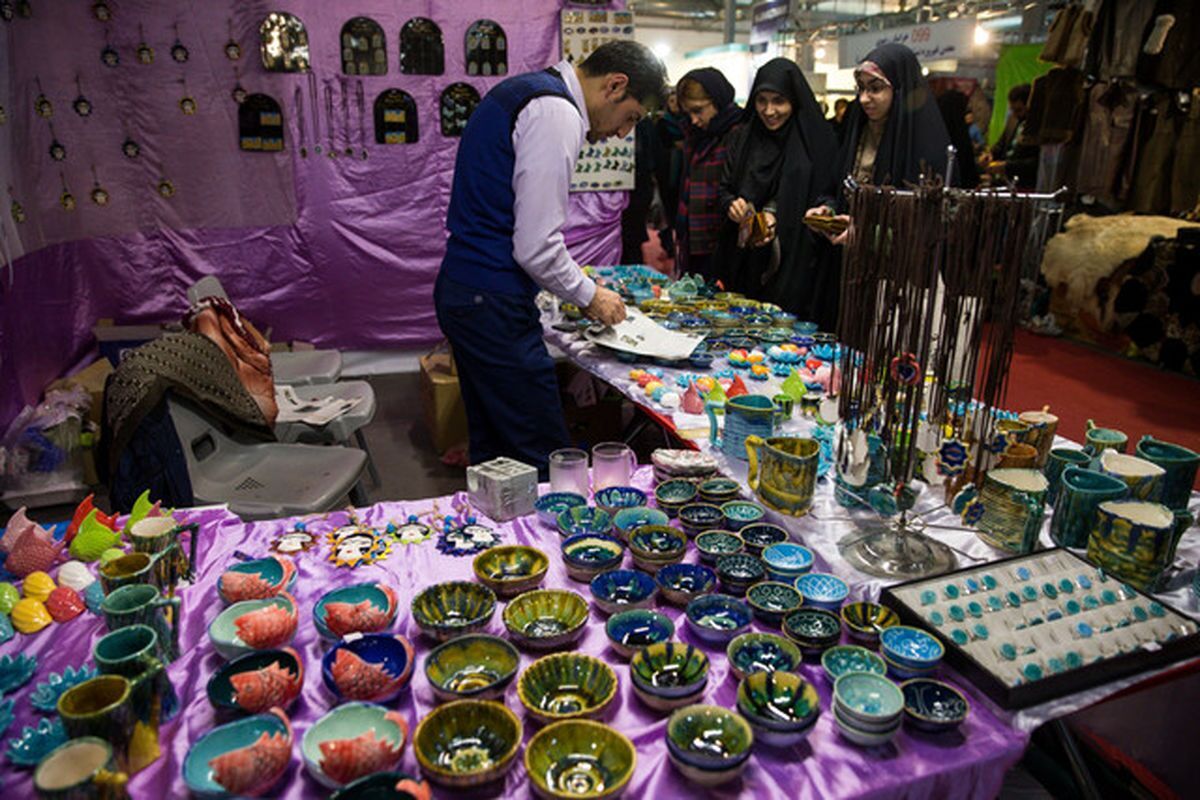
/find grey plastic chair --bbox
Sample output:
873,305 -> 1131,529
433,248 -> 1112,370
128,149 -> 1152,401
274,380 -> 381,487
168,397 -> 367,520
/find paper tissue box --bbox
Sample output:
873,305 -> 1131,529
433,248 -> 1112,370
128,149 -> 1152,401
467,457 -> 538,522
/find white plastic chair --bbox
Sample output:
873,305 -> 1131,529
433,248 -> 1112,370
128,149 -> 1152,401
274,381 -> 381,487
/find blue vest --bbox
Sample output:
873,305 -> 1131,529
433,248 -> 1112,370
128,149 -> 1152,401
441,69 -> 578,297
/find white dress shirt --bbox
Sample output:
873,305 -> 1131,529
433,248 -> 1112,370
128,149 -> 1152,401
511,59 -> 598,309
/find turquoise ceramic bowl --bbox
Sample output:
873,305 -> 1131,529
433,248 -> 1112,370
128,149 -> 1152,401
413,700 -> 523,789
217,555 -> 297,605
313,582 -> 399,640
665,704 -> 753,787
517,653 -> 618,724
536,493 -> 588,527
594,486 -> 648,517
183,709 -> 293,798
206,647 -> 304,715
503,589 -> 589,650
605,609 -> 675,659
762,542 -> 815,583
720,500 -> 765,532
411,581 -> 497,642
612,507 -> 669,542
795,572 -> 849,611
736,670 -> 821,746
557,507 -> 614,538
561,534 -> 625,582
472,545 -> 549,598
524,720 -> 636,800
655,479 -> 699,517
424,634 -> 520,703
880,626 -> 945,669
746,581 -> 804,626
821,645 -> 887,682
834,672 -> 904,726
695,530 -> 743,565
630,641 -> 709,711
726,633 -> 802,682
698,477 -> 741,505
208,593 -> 298,660
589,569 -> 658,615
302,702 -> 409,789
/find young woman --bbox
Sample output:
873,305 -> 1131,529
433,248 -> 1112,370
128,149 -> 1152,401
713,58 -> 839,324
674,68 -> 742,280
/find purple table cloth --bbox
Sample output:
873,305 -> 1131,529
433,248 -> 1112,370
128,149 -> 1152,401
0,470 -> 1027,798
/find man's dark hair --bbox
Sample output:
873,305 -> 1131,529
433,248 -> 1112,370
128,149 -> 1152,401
1007,83 -> 1031,104
579,40 -> 668,111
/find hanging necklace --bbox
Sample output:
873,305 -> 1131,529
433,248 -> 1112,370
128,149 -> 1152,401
9,186 -> 26,224
47,122 -> 66,161
91,1 -> 110,22
231,66 -> 246,104
170,23 -> 189,63
90,166 -> 110,207
308,72 -> 321,155
59,172 -> 75,211
179,78 -> 196,115
356,80 -> 367,159
72,76 -> 92,117
224,18 -> 241,60
325,84 -> 337,158
34,77 -> 52,119
294,86 -> 307,158
136,25 -> 154,65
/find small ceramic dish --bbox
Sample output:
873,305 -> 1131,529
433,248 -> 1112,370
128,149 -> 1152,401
628,525 -> 688,573
424,634 -> 520,703
557,507 -> 614,538
302,702 -> 409,789
517,653 -> 618,724
413,700 -> 522,789
314,582 -> 400,640
594,486 -> 648,517
183,709 -> 293,797
605,609 -> 675,659
207,647 -> 304,715
833,672 -> 904,728
715,553 -> 766,596
561,534 -> 625,583
834,706 -> 902,748
840,602 -> 900,645
28,665 -> 98,714
473,546 -> 549,598
736,670 -> 821,747
880,626 -> 945,670
0,653 -> 40,697
524,720 -> 636,800
761,542 -> 814,583
590,569 -> 658,615
329,771 -> 430,800
720,500 -> 765,532
4,716 -> 67,768
655,563 -> 717,606
630,642 -> 710,711
698,477 -> 741,505
665,704 -> 753,787
782,608 -> 842,655
208,592 -> 299,660
737,523 -> 788,556
726,633 -> 802,682
322,633 -> 416,704
217,555 -> 297,605
411,582 -> 497,642
655,479 -> 699,517
901,678 -> 969,734
684,593 -> 752,646
695,531 -> 743,565
795,572 -> 849,611
503,589 -> 589,650
821,645 -> 887,682
535,493 -> 587,527
677,504 -> 725,538
746,581 -> 804,627
612,507 -> 669,542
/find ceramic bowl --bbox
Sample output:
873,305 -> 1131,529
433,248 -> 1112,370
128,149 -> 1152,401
677,504 -> 725,538
737,523 -> 788,556
665,704 -> 753,787
535,493 -> 587,527
302,702 -> 409,789
840,602 -> 900,645
821,645 -> 887,682
655,563 -> 717,606
630,642 -> 710,711
627,525 -> 688,573
503,589 -> 589,650
882,651 -> 939,681
183,709 -> 293,797
473,546 -> 549,598
322,633 -> 416,704
736,670 -> 821,746
684,593 -> 752,646
901,678 -> 969,734
217,555 -> 297,605
413,700 -> 522,789
695,531 -> 743,565
795,572 -> 849,611
715,553 -> 766,596
611,507 -> 669,543
594,486 -> 648,517
557,507 -> 614,538
654,479 -> 698,517
833,706 -> 902,747
207,647 -> 304,715
561,534 -> 625,583
746,581 -> 804,627
411,581 -> 497,642
720,500 -> 765,532
424,634 -> 519,703
590,569 -> 657,615
524,720 -> 636,800
329,771 -> 430,800
833,672 -> 904,729
782,608 -> 842,655
761,542 -> 814,583
880,626 -> 945,670
698,477 -> 741,506
518,653 -> 618,724
314,582 -> 400,640
208,592 -> 299,660
726,633 -> 802,682
605,609 -> 675,659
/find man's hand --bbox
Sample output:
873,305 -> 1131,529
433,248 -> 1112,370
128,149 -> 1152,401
804,204 -> 834,219
760,211 -> 777,245
728,197 -> 752,222
584,286 -> 627,326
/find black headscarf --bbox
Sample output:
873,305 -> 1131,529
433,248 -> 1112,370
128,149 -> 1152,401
678,67 -> 742,144
936,90 -> 980,188
835,43 -> 956,188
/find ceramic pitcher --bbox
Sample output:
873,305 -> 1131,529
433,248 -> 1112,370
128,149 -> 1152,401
1083,420 -> 1127,457
1098,450 -> 1166,502
1049,467 -> 1128,548
744,436 -> 819,517
706,395 -> 782,462
1044,448 -> 1091,506
58,672 -> 163,775
975,468 -> 1049,554
128,518 -> 198,590
1087,500 -> 1176,591
100,584 -> 181,663
94,624 -> 178,724
1135,436 -> 1200,511
98,550 -> 178,596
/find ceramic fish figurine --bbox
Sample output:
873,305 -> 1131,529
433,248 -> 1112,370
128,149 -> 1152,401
69,509 -> 122,562
230,655 -> 303,714
45,586 -> 85,623
21,571 -> 56,602
681,381 -> 705,415
6,531 -> 64,578
234,599 -> 297,650
318,720 -> 406,785
324,599 -> 392,638
11,598 -> 52,634
330,649 -> 402,701
208,713 -> 292,796
726,375 -> 749,398
0,507 -> 42,553
219,557 -> 297,604
65,495 -> 117,544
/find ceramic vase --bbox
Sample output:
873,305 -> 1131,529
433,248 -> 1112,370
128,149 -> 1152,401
744,436 -> 818,517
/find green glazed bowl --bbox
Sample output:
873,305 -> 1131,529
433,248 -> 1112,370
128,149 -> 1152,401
736,670 -> 821,746
782,608 -> 842,654
503,589 -> 589,651
725,632 -> 802,682
629,642 -> 709,711
517,653 -> 618,724
413,700 -> 522,789
840,602 -> 900,644
695,531 -> 743,565
524,720 -> 636,800
411,582 -> 497,642
472,546 -> 549,598
423,634 -> 520,703
665,704 -> 753,787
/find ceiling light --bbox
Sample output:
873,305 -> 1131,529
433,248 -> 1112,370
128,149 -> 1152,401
974,26 -> 991,46
652,41 -> 671,60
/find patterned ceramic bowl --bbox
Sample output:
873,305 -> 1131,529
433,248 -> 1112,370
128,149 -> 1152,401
720,501 -> 765,532
313,582 -> 400,640
556,507 -> 614,538
605,609 -> 675,660
746,581 -> 804,627
627,525 -> 688,573
473,546 -> 549,598
795,572 -> 849,611
424,634 -> 519,704
207,647 -> 304,715
695,531 -> 744,565
413,700 -> 522,789
665,704 -> 753,787
411,582 -> 497,643
726,632 -> 802,682
594,486 -> 648,517
736,670 -> 821,746
839,602 -> 900,645
535,493 -> 588,528
782,608 -> 842,655
589,569 -> 657,616
503,589 -> 589,651
901,678 -> 969,733
183,709 -> 293,797
880,626 -> 944,670
761,542 -> 815,583
833,672 -> 904,728
715,553 -> 766,596
517,653 -> 618,724
322,633 -> 416,704
561,534 -> 625,583
737,523 -> 788,556
655,480 -> 699,517
821,645 -> 887,682
677,504 -> 725,539
524,720 -> 636,800
208,593 -> 299,661
612,507 -> 669,542
698,477 -> 741,506
301,702 -> 408,789
684,593 -> 752,646
630,641 -> 709,711
655,563 -> 717,607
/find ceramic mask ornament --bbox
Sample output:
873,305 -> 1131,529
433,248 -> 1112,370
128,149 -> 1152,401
327,525 -> 391,568
272,523 -> 317,555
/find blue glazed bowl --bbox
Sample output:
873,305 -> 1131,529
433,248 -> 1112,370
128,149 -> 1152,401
313,582 -> 399,640
302,702 -> 408,789
726,632 -> 803,682
411,581 -> 497,642
561,534 -> 625,582
424,634 -> 520,703
677,504 -> 725,538
746,581 -> 804,627
535,493 -> 587,527
656,563 -> 717,606
628,525 -> 688,573
590,569 -> 658,615
630,642 -> 710,708
183,709 -> 293,797
715,553 -> 766,596
882,651 -> 939,681
557,507 -> 614,538
901,678 -> 969,733
689,352 -> 715,370
821,645 -> 887,682
322,633 -> 416,704
685,593 -> 752,646
594,486 -> 648,517
762,543 -> 814,582
665,704 -> 753,787
880,626 -> 944,669
695,531 -> 743,565
606,609 -> 675,659
720,501 -> 766,532
738,523 -> 788,556
795,572 -> 849,611
612,507 -> 669,542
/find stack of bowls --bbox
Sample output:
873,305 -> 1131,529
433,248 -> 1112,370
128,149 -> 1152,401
561,534 -> 624,583
695,531 -> 743,565
833,673 -> 904,747
678,504 -> 725,539
535,493 -> 587,528
782,608 -> 842,656
684,594 -> 751,646
655,479 -> 699,518
879,626 -> 944,680
820,645 -> 887,682
594,486 -> 648,518
665,705 -> 754,787
655,563 -> 716,607
650,450 -> 718,485
795,573 -> 849,611
761,542 -> 814,584
630,642 -> 709,711
715,553 -> 766,596
612,507 -> 669,543
736,670 -> 821,746
698,477 -> 741,506
738,523 -> 787,556
628,526 -> 687,574
589,569 -> 657,615
840,602 -> 900,647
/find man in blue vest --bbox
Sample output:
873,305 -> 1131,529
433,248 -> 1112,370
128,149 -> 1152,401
435,41 -> 667,474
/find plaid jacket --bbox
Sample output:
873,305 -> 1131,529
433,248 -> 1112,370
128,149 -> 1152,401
678,124 -> 741,261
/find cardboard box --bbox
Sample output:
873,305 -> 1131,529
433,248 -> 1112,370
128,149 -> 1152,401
47,358 -> 113,427
420,344 -> 468,455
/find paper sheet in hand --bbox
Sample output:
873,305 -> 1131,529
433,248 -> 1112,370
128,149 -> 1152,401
275,386 -> 362,425
584,308 -> 705,360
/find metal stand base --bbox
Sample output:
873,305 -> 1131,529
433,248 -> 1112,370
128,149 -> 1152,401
839,515 -> 958,580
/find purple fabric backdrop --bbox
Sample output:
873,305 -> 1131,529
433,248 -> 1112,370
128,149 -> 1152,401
0,468 -> 1028,798
0,1 -> 626,426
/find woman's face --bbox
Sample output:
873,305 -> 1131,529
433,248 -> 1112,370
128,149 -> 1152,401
856,65 -> 893,123
681,96 -> 718,130
755,90 -> 793,131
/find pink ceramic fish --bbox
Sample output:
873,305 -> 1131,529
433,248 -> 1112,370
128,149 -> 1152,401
396,778 -> 432,800
220,571 -> 278,603
330,648 -> 403,701
1,508 -> 40,553
208,709 -> 293,796
234,594 -> 298,650
318,713 -> 407,785
6,529 -> 64,577
681,381 -> 705,415
230,652 -> 303,713
324,599 -> 390,638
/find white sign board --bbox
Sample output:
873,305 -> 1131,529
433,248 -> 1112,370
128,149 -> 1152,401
838,18 -> 976,69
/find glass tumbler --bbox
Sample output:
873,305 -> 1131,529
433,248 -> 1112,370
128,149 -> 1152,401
549,448 -> 590,497
592,442 -> 636,491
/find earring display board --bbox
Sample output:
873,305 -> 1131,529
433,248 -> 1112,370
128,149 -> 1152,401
440,83 -> 481,137
374,89 -> 419,144
401,17 -> 445,76
562,9 -> 636,193
260,11 -> 311,72
465,19 -> 508,77
238,94 -> 285,151
340,16 -> 387,76
881,548 -> 1200,709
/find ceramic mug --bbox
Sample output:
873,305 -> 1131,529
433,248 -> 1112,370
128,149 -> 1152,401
1098,451 -> 1166,502
94,624 -> 178,724
100,584 -> 180,662
1018,409 -> 1059,467
706,395 -> 783,462
975,468 -> 1049,554
1083,419 -> 1128,457
994,419 -> 1032,448
998,443 -> 1039,469
128,518 -> 198,588
592,442 -> 637,491
1135,436 -> 1200,511
1087,500 -> 1176,592
549,448 -> 589,497
1049,467 -> 1128,548
744,435 -> 818,517
772,394 -> 794,420
33,737 -> 128,800
58,673 -> 162,775
98,550 -> 176,596
1043,448 -> 1091,506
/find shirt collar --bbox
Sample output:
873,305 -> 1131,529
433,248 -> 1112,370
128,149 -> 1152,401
554,58 -> 591,138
